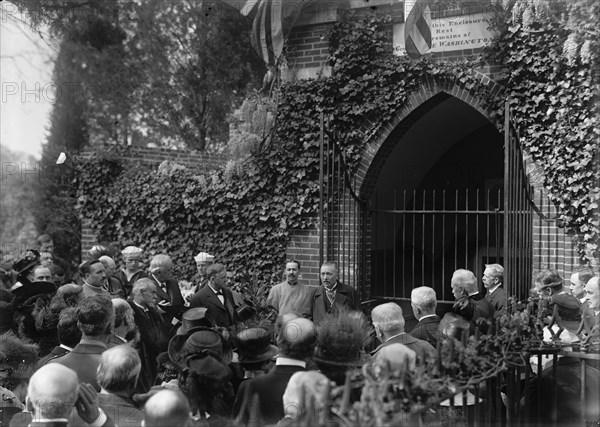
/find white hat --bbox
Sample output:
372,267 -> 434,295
194,252 -> 214,263
121,246 -> 143,257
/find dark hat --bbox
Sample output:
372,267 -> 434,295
11,281 -> 57,306
185,353 -> 232,381
236,303 -> 256,322
177,307 -> 212,335
13,250 -> 40,275
233,328 -> 278,364
168,327 -> 232,366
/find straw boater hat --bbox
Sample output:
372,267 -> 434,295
194,252 -> 214,263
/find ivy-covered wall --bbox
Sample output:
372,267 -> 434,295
76,9 -> 598,292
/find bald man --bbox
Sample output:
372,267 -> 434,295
25,364 -> 113,426
142,389 -> 191,427
233,316 -> 318,425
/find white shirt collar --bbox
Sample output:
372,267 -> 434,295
385,332 -> 406,342
59,344 -> 73,351
419,314 -> 437,321
133,300 -> 148,312
276,357 -> 306,368
488,284 -> 501,294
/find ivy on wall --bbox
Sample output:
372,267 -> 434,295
76,9 -> 598,287
486,1 -> 599,264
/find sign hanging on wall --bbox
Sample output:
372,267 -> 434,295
394,1 -> 497,57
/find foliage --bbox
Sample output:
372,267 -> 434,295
0,147 -> 39,259
485,0 -> 600,263
13,0 -> 265,151
327,300 -> 551,427
74,16 -> 492,288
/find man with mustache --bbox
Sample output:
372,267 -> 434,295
267,260 -> 314,318
311,261 -> 361,325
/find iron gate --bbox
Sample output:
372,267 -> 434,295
318,113 -> 366,296
318,103 -> 533,303
503,102 -> 534,301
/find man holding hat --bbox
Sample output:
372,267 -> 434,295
189,263 -> 239,330
194,251 -> 214,291
116,246 -> 147,298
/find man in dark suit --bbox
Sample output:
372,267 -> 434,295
311,262 -> 361,325
148,254 -> 185,323
129,278 -> 170,393
36,307 -> 81,369
233,317 -> 317,425
190,263 -> 239,330
370,302 -> 437,365
96,345 -> 144,427
483,263 -> 507,315
409,286 -> 441,348
51,295 -> 115,391
451,269 -> 494,332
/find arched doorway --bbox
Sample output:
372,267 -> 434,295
367,93 -> 504,301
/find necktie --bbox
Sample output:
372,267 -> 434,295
326,288 -> 335,305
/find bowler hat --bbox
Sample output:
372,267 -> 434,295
168,326 -> 232,366
233,328 -> 278,364
177,307 -> 212,335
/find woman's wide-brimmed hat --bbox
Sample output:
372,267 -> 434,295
168,326 -> 232,366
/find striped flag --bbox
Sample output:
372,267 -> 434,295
404,0 -> 433,59
221,0 -> 312,65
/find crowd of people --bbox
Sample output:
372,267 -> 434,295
0,234 -> 599,426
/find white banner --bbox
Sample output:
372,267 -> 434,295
393,12 -> 497,56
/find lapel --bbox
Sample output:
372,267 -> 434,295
206,287 -> 227,311
152,276 -> 170,303
223,289 -> 235,320
333,283 -> 349,306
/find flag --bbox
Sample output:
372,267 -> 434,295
221,0 -> 312,65
220,0 -> 261,19
404,0 -> 433,59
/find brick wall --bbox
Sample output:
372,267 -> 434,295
286,227 -> 321,287
80,144 -> 228,255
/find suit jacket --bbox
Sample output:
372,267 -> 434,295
485,286 -> 507,314
50,341 -> 106,391
149,276 -> 184,307
128,302 -> 169,393
115,270 -> 148,298
370,333 -> 437,365
409,315 -> 441,348
189,285 -> 238,329
35,346 -> 70,370
232,364 -> 305,425
311,282 -> 361,325
454,293 -> 494,334
98,392 -> 143,427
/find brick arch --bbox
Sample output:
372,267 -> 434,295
355,74 -> 503,199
